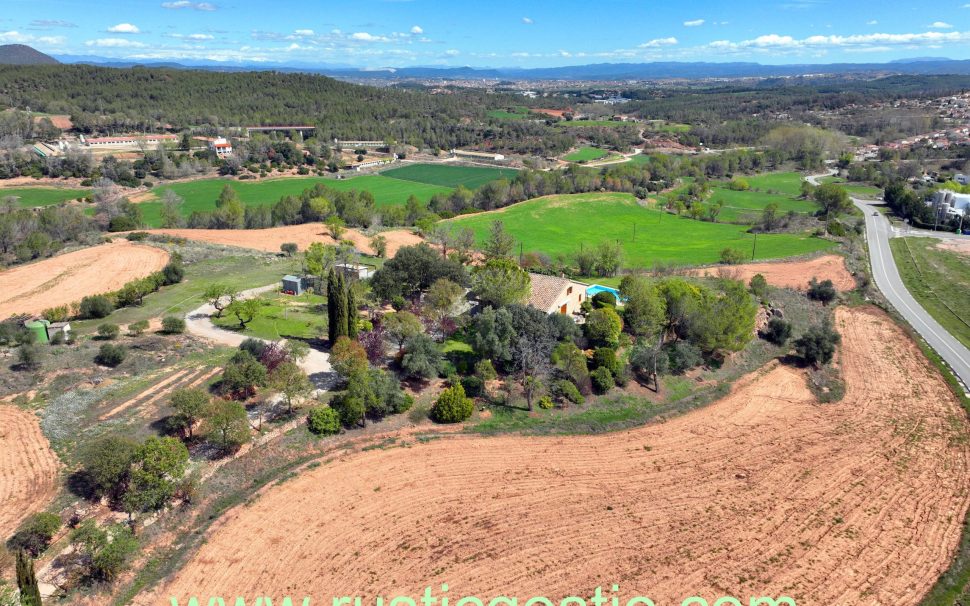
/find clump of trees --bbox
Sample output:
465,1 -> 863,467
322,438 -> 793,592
794,320 -> 842,367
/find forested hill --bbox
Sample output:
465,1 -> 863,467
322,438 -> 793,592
0,44 -> 59,65
0,64 -> 488,148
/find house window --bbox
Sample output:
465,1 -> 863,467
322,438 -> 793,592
567,286 -> 573,295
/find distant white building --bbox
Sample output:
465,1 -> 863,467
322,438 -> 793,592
930,190 -> 970,218
451,149 -> 505,161
209,137 -> 233,158
956,173 -> 970,186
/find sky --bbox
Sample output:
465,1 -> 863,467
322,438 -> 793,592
3,0 -> 970,69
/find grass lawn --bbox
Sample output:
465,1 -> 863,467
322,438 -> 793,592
381,163 -> 519,189
0,186 -> 90,208
212,291 -> 326,341
645,121 -> 691,134
487,107 -> 531,120
744,171 -> 805,196
564,147 -> 610,162
71,254 -> 301,334
138,175 -> 451,227
889,237 -> 970,349
820,175 -> 883,198
708,185 -> 818,223
443,192 -> 835,268
628,154 -> 653,165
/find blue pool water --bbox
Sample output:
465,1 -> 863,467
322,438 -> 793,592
586,284 -> 622,300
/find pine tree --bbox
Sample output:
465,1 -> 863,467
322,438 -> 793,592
326,268 -> 340,344
346,281 -> 358,339
16,551 -> 42,606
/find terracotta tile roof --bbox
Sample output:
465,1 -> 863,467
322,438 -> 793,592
526,273 -> 574,313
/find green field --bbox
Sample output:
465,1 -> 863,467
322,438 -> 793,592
645,121 -> 691,134
820,175 -> 883,198
889,237 -> 970,349
0,186 -> 90,208
744,171 -> 805,196
487,107 -> 531,120
381,163 -> 519,189
564,147 -> 611,162
211,291 -> 327,341
628,153 -> 653,165
443,192 -> 835,268
557,120 -> 630,128
708,185 -> 818,223
138,175 -> 452,227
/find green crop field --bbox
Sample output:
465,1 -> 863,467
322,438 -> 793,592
0,186 -> 90,208
820,175 -> 883,198
557,120 -> 630,128
381,163 -> 519,189
564,147 -> 610,162
708,185 -> 818,223
443,193 -> 835,269
645,121 -> 691,133
487,107 -> 531,120
890,237 -> 970,349
628,153 -> 653,165
744,171 -> 804,196
137,175 -> 451,227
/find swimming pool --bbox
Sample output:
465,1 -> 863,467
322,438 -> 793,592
586,284 -> 622,301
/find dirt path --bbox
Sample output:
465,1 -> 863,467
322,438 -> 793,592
0,406 -> 61,539
139,225 -> 423,258
0,240 -> 170,319
688,254 -> 856,291
141,306 -> 970,606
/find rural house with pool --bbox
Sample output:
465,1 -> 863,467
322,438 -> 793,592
526,273 -> 588,316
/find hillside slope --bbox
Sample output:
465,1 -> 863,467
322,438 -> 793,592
0,44 -> 58,65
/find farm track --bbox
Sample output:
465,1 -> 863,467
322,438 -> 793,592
100,366 -> 222,421
0,406 -> 61,539
141,306 -> 970,606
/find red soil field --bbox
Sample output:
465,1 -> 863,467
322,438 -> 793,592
141,306 -> 969,606
0,406 -> 60,539
689,254 -> 856,291
140,225 -> 423,258
0,240 -> 170,319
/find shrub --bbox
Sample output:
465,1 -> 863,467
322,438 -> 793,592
537,395 -> 554,410
590,367 -> 615,394
79,295 -> 113,319
280,242 -> 298,256
807,278 -> 837,305
475,359 -> 498,381
585,307 -> 623,347
128,320 -> 149,336
6,512 -> 61,557
720,247 -> 746,265
17,344 -> 43,371
666,341 -> 703,374
161,316 -> 186,334
429,383 -> 474,423
95,344 -> 126,367
591,347 -> 620,376
762,317 -> 793,346
552,379 -> 584,405
460,375 -> 484,398
794,320 -> 841,367
749,274 -> 768,298
307,406 -> 341,435
391,295 -> 406,311
97,323 -> 120,340
161,261 -> 185,285
42,305 -> 71,322
591,291 -> 617,309
238,338 -> 267,359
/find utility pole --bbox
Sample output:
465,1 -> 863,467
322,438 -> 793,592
751,232 -> 758,260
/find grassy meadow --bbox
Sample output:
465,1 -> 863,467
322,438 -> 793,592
443,192 -> 835,268
564,147 -> 611,162
381,163 -> 519,189
0,186 -> 90,208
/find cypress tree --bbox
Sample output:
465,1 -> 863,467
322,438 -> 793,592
346,281 -> 358,339
16,550 -> 42,606
332,271 -> 349,342
326,268 -> 339,344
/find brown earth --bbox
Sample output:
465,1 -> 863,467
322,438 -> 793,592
689,254 -> 856,291
0,406 -> 61,539
138,225 -> 423,257
141,306 -> 970,606
937,238 -> 970,257
0,240 -> 170,319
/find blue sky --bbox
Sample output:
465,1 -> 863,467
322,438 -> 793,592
3,0 -> 970,68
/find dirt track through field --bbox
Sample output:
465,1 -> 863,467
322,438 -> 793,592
0,406 -> 60,539
143,306 -> 970,606
0,240 -> 170,319
139,225 -> 423,258
689,254 -> 856,291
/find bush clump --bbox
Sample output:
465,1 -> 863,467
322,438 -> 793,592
591,291 -> 617,309
552,379 -> 584,405
794,320 -> 841,367
591,347 -> 620,376
666,341 -> 703,375
460,375 -> 484,398
429,383 -> 474,424
807,278 -> 837,305
307,406 -> 341,435
95,343 -> 127,367
762,317 -> 793,346
128,320 -> 149,336
590,366 -> 615,394
79,295 -> 113,319
6,512 -> 61,556
161,316 -> 186,334
97,323 -> 120,340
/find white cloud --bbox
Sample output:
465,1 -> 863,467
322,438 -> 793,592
930,21 -> 954,29
683,19 -> 705,27
85,37 -> 147,48
168,32 -> 214,40
351,32 -> 390,42
30,20 -> 77,28
0,30 -> 65,46
0,31 -> 30,43
445,49 -> 460,56
107,23 -> 140,34
293,29 -> 315,36
704,29 -> 970,53
161,1 -> 216,10
639,37 -> 678,48
410,25 -> 423,34
866,20 -> 878,25
522,17 -> 534,24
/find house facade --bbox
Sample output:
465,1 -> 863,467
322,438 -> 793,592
526,273 -> 588,317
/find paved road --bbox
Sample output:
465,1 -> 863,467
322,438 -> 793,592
185,284 -> 335,389
806,172 -> 970,391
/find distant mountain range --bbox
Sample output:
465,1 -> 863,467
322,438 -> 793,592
0,44 -> 59,65
4,44 -> 970,80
